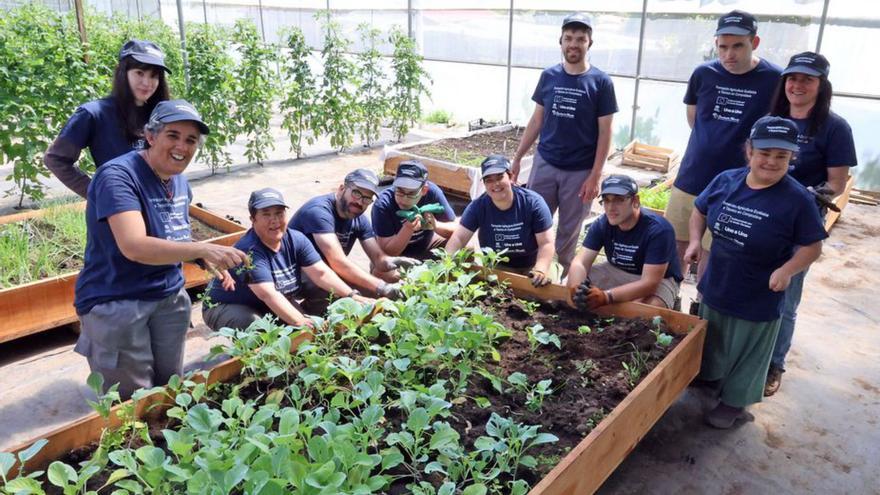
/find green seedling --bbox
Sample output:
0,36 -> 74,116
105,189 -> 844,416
525,324 -> 561,355
574,359 -> 595,387
650,315 -> 674,346
621,343 -> 650,388
577,325 -> 592,334
517,298 -> 541,316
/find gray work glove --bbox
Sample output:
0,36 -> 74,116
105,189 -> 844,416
376,281 -> 403,300
572,280 -> 592,311
806,182 -> 840,216
385,256 -> 421,271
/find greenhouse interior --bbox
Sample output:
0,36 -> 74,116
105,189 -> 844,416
0,0 -> 877,494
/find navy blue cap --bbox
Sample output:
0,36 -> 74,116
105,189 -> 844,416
344,168 -> 380,195
149,100 -> 210,135
248,188 -> 288,211
119,39 -> 171,73
749,116 -> 799,152
562,12 -> 593,30
480,154 -> 511,178
782,51 -> 830,78
600,174 -> 639,196
394,160 -> 428,190
715,10 -> 758,36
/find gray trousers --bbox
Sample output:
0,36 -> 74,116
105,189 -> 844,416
75,288 -> 191,399
527,151 -> 593,271
202,295 -> 310,332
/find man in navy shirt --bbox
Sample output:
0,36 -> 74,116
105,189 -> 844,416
74,100 -> 248,399
568,175 -> 683,310
371,160 -> 457,279
511,13 -> 617,276
202,188 -> 373,331
666,10 -> 782,287
289,169 -> 419,300
446,155 -> 555,287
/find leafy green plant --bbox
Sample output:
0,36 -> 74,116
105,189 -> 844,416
650,315 -> 674,347
424,109 -> 453,125
506,372 -> 553,412
577,325 -> 592,334
232,19 -> 276,166
355,24 -> 389,147
638,184 -> 671,211
621,343 -> 650,388
279,26 -> 318,159
388,25 -> 431,142
1,439 -> 49,495
313,11 -> 359,151
185,22 -> 238,173
574,359 -> 595,387
525,323 -> 561,355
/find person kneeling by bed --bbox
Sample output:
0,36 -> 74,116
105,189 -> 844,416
567,174 -> 683,310
202,188 -> 374,331
444,154 -> 555,287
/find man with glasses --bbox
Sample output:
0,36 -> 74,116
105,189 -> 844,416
371,160 -> 457,280
567,175 -> 682,310
290,169 -> 418,300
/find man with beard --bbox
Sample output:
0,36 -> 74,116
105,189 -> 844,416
567,175 -> 682,310
510,12 -> 618,277
290,169 -> 418,301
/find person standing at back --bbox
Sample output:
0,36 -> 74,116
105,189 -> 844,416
665,10 -> 782,289
510,13 -> 618,276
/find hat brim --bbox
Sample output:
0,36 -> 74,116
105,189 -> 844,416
160,115 -> 210,135
128,53 -> 172,74
562,20 -> 591,30
393,177 -> 426,190
600,186 -> 635,196
782,65 -> 824,77
751,138 -> 799,152
348,180 -> 378,195
481,166 -> 510,179
715,26 -> 754,36
250,199 -> 288,211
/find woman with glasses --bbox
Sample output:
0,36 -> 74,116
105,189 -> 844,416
567,174 -> 683,310
289,169 -> 418,302
371,160 -> 457,280
446,155 -> 555,287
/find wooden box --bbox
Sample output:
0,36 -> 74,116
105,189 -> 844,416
622,141 -> 680,173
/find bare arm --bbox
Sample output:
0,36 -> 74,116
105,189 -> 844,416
579,114 -> 614,204
683,209 -> 707,264
302,261 -> 356,298
566,248 -> 600,290
511,104 -> 544,183
826,167 -> 849,197
107,211 -> 247,270
686,104 -> 697,129
444,224 -> 476,255
769,241 -> 822,292
249,282 -> 310,326
605,263 -> 667,303
533,229 -> 555,275
376,218 -> 419,256
432,217 -> 458,239
313,233 -> 384,292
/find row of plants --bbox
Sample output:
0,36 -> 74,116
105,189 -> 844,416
0,5 -> 431,207
1,250 -> 679,494
638,183 -> 670,211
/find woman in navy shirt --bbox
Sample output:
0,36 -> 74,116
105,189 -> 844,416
45,40 -> 172,197
445,155 -> 555,287
684,116 -> 827,429
763,52 -> 858,396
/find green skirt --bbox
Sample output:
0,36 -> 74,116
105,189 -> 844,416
698,303 -> 781,408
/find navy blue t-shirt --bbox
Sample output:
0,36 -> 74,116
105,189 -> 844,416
583,209 -> 683,282
371,181 -> 455,257
206,228 -> 322,311
788,112 -> 857,188
289,193 -> 375,260
531,64 -> 618,171
675,59 -> 782,195
75,150 -> 191,315
58,98 -> 147,167
460,187 -> 553,269
695,168 -> 827,321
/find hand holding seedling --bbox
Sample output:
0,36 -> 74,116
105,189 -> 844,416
199,243 -> 249,271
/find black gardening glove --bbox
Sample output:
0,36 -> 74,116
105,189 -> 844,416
572,279 -> 592,311
806,182 -> 840,216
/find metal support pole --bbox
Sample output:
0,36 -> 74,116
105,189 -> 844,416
175,0 -> 190,92
816,0 -> 831,53
202,0 -> 207,23
629,0 -> 649,143
257,0 -> 267,42
504,0 -> 514,122
407,0 -> 413,39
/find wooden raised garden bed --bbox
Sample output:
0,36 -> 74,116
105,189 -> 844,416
383,125 -> 535,199
0,203 -> 246,344
824,175 -> 854,232
7,268 -> 705,495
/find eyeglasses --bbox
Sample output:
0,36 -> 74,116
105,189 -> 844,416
598,195 -> 633,205
395,187 -> 423,199
349,187 -> 375,204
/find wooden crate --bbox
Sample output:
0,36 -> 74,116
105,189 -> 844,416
622,141 -> 680,173
0,203 -> 246,344
9,270 -> 706,495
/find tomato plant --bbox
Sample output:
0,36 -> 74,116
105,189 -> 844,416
279,26 -> 318,159
232,19 -> 277,166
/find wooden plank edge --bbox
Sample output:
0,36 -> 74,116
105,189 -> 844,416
824,175 -> 855,232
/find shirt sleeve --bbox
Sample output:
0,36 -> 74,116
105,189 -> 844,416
292,230 -> 322,267
694,173 -> 724,215
246,247 -> 274,285
57,106 -> 95,150
355,216 -> 376,241
530,194 -> 554,233
371,192 -> 398,238
825,117 -> 858,168
91,167 -> 141,222
460,200 -> 480,232
683,67 -> 701,105
792,193 -> 829,247
597,75 -> 619,117
583,217 -> 605,250
299,206 -> 336,235
531,71 -> 546,105
644,222 -> 676,265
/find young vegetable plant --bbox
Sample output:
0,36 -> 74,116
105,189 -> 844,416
651,315 -> 674,347
621,343 -> 650,388
507,372 -> 553,412
525,323 -> 561,355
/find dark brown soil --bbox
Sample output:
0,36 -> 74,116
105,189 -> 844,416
190,217 -> 226,241
405,127 -> 537,167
